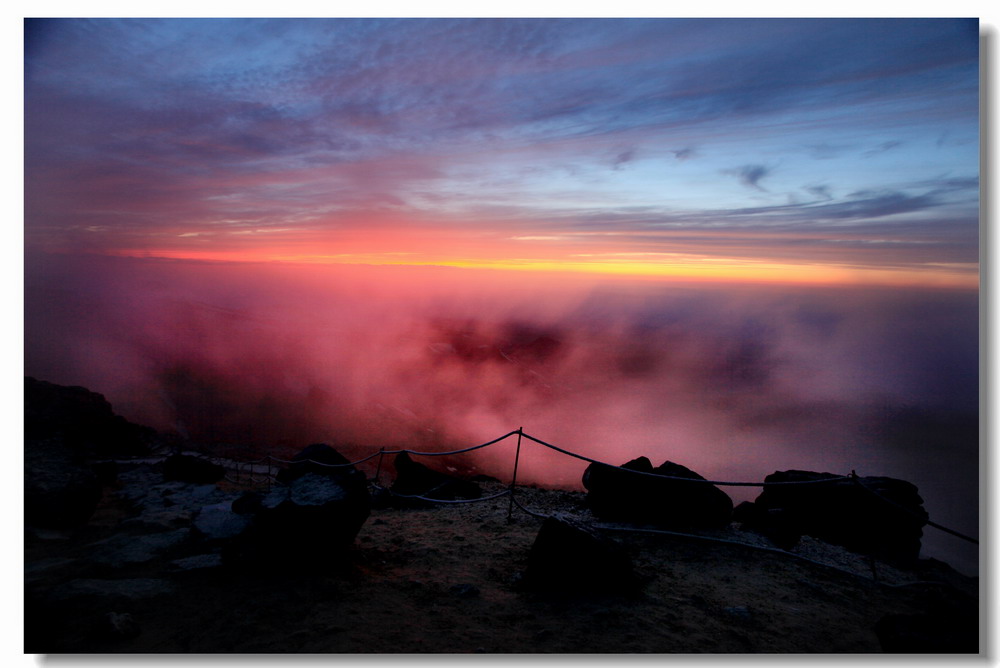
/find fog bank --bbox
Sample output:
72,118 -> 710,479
24,252 -> 979,573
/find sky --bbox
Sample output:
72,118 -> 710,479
20,17 -> 983,576
24,18 -> 980,287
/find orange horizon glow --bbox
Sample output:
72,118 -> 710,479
86,246 -> 979,290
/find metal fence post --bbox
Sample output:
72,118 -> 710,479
507,427 -> 523,524
374,448 -> 385,486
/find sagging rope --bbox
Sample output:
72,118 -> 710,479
145,428 -> 974,546
850,472 -> 979,545
371,482 -> 512,505
266,449 -> 385,468
508,492 -> 550,520
590,523 -> 941,589
255,430 -> 522,469
520,432 -> 852,487
502,496 -> 959,589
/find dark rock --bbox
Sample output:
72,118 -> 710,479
25,437 -> 103,528
231,491 -> 264,515
750,470 -> 928,564
371,486 -> 394,509
85,529 -> 192,569
163,454 -> 225,484
733,501 -> 800,550
115,471 -> 227,527
582,457 -> 732,528
193,503 -> 253,540
521,514 -> 639,593
471,473 -> 502,484
25,377 -> 152,457
732,501 -> 759,523
119,508 -> 193,533
224,472 -> 371,568
391,451 -> 482,503
275,443 -> 353,484
91,460 -> 119,486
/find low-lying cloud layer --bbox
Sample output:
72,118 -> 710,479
24,253 -> 978,570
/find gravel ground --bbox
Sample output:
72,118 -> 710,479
24,475 -> 980,654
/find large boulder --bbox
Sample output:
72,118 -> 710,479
273,443 -> 370,507
163,454 -> 225,484
732,500 -> 801,551
390,451 -> 482,503
746,470 -> 928,564
583,456 -> 733,528
192,502 -> 253,541
275,443 -> 354,484
521,514 -> 639,593
25,377 -> 152,457
224,472 -> 371,568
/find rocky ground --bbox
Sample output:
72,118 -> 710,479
24,462 -> 980,655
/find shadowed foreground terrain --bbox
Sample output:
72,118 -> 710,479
26,475 -> 978,654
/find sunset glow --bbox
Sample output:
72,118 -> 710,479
25,19 -> 978,288
99,248 -> 978,288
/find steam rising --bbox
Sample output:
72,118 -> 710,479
24,252 -> 979,571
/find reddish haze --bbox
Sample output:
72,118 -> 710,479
24,252 -> 978,571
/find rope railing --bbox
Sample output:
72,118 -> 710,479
117,427 -> 975,546
502,498 -> 967,587
245,430 -> 522,471
371,482 -> 512,505
520,432 -> 853,487
265,450 -> 386,467
850,473 -> 979,545
381,430 -> 523,458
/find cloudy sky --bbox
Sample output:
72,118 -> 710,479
24,18 -> 979,287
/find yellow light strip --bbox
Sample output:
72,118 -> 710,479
101,249 -> 978,289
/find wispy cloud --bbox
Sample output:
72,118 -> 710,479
864,140 -> 904,157
24,18 -> 979,285
728,164 -> 772,191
